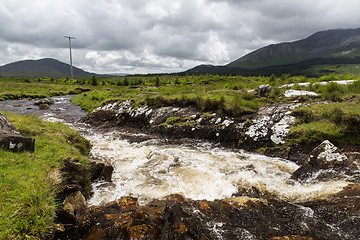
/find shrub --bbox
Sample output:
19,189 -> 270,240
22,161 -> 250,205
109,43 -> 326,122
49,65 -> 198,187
123,77 -> 129,86
155,76 -> 160,87
91,76 -> 98,86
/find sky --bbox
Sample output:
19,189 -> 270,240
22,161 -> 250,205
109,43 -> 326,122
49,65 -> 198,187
1,0 -> 360,74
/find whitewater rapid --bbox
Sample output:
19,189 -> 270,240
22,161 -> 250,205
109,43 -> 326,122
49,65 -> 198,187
85,130 -> 349,206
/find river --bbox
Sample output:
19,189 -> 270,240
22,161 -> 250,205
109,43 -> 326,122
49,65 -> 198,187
0,96 -> 350,206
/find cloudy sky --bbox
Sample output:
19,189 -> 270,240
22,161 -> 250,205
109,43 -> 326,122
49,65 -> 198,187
1,0 -> 360,74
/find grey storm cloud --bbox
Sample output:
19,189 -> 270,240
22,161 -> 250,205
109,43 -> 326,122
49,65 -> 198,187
1,0 -> 360,74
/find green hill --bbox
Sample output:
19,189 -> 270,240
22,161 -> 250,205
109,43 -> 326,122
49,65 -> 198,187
0,58 -> 103,78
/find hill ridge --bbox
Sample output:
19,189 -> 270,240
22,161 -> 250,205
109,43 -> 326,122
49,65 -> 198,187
0,58 -> 102,78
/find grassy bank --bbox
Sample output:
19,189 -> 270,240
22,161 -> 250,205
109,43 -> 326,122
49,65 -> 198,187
0,77 -> 93,100
0,112 -> 91,239
70,74 -> 359,113
288,101 -> 360,146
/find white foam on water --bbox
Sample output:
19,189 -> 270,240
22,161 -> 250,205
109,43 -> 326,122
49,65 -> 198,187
41,112 -> 64,123
86,131 -> 349,206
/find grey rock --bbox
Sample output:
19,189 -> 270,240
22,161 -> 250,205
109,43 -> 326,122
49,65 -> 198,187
34,98 -> 54,106
0,113 -> 35,152
256,84 -> 272,97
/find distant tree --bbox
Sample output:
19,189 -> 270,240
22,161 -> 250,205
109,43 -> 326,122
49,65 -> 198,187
91,76 -> 98,86
123,77 -> 129,86
155,76 -> 160,87
269,73 -> 276,83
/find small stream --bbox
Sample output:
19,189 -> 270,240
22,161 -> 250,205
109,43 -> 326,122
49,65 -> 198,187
0,96 -> 350,206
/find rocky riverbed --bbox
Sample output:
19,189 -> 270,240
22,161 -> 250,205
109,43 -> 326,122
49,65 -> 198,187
71,99 -> 360,240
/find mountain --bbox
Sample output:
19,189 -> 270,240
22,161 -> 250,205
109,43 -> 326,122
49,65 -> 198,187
227,28 -> 360,69
0,58 -> 103,78
187,28 -> 360,75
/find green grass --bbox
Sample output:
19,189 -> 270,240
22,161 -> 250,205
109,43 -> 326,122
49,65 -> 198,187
0,78 -> 94,101
288,101 -> 360,145
0,112 -> 91,239
305,64 -> 360,76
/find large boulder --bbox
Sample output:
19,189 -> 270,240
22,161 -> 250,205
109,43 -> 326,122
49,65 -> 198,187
0,113 -> 35,152
291,140 -> 359,182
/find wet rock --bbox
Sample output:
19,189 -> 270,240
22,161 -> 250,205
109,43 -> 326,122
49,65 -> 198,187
345,152 -> 360,165
38,103 -> 49,110
34,98 -> 54,106
264,147 -> 290,160
90,160 -> 114,182
60,191 -> 88,224
0,112 -> 35,152
57,191 -> 360,240
302,183 -> 360,239
291,140 -> 359,182
269,236 -> 314,240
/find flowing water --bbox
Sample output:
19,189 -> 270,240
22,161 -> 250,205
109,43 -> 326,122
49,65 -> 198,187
0,96 -> 350,206
85,130 -> 349,206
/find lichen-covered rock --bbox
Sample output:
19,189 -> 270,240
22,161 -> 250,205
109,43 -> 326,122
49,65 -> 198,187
0,112 -> 35,152
82,101 -> 303,151
291,140 -> 359,182
244,103 -> 299,148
